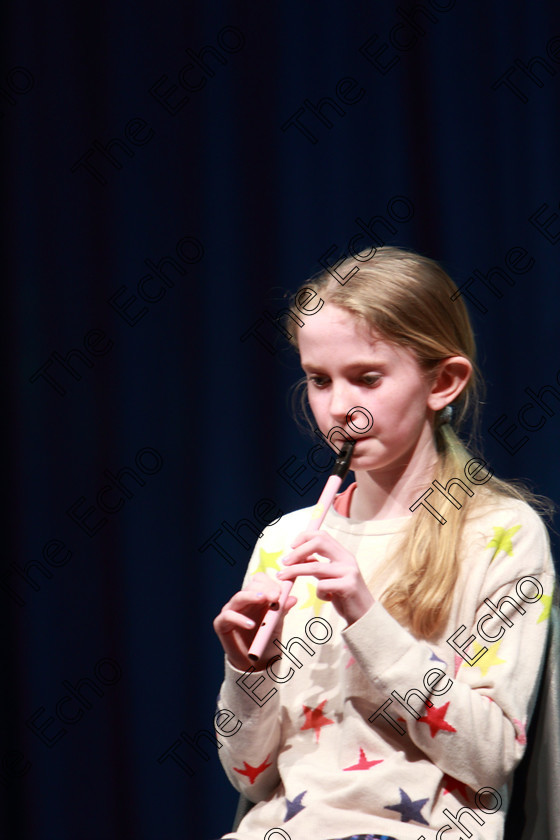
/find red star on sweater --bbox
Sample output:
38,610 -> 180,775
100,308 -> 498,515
233,754 -> 272,784
300,699 -> 334,743
442,773 -> 470,800
418,702 -> 457,738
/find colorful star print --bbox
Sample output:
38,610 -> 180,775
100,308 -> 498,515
442,773 -> 470,800
486,524 -> 521,561
328,835 -> 399,840
429,651 -> 447,666
252,547 -> 285,575
343,748 -> 384,771
384,787 -> 429,824
299,582 -> 324,617
417,702 -> 457,738
343,643 -> 356,669
233,754 -> 272,784
537,593 -> 553,623
471,639 -> 506,677
512,718 -> 527,745
300,699 -> 335,743
284,790 -> 307,821
454,653 -> 464,677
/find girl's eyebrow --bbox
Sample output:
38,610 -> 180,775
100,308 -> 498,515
301,359 -> 387,372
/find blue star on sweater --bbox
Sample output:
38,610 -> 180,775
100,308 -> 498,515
429,651 -> 447,666
284,789 -> 307,821
329,834 -> 398,839
384,787 -> 429,824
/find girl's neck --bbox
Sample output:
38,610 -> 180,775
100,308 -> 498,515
350,441 -> 439,521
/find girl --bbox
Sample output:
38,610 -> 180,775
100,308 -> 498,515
212,247 -> 556,840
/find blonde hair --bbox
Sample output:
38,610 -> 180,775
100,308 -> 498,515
287,246 -> 552,639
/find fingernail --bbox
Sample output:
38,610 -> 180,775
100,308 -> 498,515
245,618 -> 255,628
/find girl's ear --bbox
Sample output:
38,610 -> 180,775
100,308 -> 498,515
427,356 -> 472,411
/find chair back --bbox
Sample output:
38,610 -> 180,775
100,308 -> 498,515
504,599 -> 560,840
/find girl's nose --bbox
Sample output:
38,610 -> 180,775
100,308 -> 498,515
329,381 -> 354,420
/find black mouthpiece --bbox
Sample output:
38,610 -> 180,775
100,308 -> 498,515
331,440 -> 355,480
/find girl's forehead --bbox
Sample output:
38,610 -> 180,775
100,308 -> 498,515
299,304 -> 384,351
298,304 -> 417,369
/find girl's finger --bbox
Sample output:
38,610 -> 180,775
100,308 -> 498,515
284,595 -> 298,610
215,609 -> 257,634
226,589 -> 269,611
283,534 -> 351,567
282,540 -> 331,565
282,550 -> 322,566
277,562 -> 343,581
289,531 -> 312,549
289,530 -> 337,549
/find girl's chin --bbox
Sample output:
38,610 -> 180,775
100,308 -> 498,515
350,442 -> 402,472
349,445 -> 382,469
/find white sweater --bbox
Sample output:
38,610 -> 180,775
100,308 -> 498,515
216,493 -> 555,840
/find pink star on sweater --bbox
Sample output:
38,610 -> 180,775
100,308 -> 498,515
513,718 -> 527,745
343,748 -> 384,771
343,644 -> 356,669
454,653 -> 463,677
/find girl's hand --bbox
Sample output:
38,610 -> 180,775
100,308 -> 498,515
276,531 -> 374,626
213,572 -> 298,672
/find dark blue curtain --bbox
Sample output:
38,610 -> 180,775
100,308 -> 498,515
3,1 -> 559,838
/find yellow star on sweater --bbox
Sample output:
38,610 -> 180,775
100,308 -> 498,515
471,639 -> 506,676
486,525 -> 522,561
537,593 -> 553,624
252,548 -> 285,576
299,582 -> 324,617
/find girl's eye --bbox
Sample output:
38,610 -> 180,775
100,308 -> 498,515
306,374 -> 381,388
307,375 -> 329,388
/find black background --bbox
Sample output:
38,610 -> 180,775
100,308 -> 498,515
3,1 -> 560,838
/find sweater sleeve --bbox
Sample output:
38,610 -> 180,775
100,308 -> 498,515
214,507 -> 312,801
341,502 -> 556,792
215,659 -> 283,801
